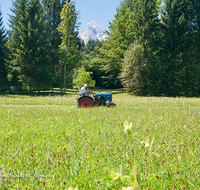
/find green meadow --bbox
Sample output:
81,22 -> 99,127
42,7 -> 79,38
0,94 -> 199,189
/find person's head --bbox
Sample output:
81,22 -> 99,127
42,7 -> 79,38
83,84 -> 87,89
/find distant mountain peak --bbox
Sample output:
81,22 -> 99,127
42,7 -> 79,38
79,20 -> 108,44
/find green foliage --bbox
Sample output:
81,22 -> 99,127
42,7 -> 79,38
9,0 -> 53,90
129,164 -> 139,190
57,0 -> 81,72
119,0 -> 135,12
120,42 -> 148,94
41,0 -> 67,87
100,0 -> 160,89
131,0 -> 162,95
79,39 -> 102,70
0,8 -> 8,89
100,6 -> 134,88
158,0 -> 196,96
73,66 -> 95,88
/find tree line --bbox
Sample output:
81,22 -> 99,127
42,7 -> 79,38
0,0 -> 200,96
0,0 -> 81,92
99,0 -> 200,96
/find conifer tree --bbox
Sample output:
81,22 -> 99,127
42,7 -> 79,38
8,0 -> 28,90
100,6 -> 135,88
41,0 -> 66,86
100,0 -> 160,90
160,0 -> 191,96
9,0 -> 53,90
188,0 -> 200,95
0,8 -> 8,89
131,0 -> 161,95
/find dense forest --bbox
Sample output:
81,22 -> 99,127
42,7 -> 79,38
0,0 -> 200,96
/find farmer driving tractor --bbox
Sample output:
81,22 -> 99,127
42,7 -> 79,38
81,84 -> 87,95
76,82 -> 116,108
80,84 -> 93,96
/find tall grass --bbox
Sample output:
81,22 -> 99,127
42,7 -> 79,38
0,94 -> 199,189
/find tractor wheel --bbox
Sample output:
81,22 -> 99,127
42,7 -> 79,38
106,102 -> 116,108
78,97 -> 94,108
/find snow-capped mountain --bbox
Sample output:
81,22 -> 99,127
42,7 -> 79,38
79,20 -> 108,44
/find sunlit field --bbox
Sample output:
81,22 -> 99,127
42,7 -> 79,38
0,94 -> 199,189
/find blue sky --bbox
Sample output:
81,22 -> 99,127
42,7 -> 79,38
0,0 -> 122,33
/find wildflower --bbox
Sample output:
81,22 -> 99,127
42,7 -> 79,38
111,170 -> 121,180
35,153 -> 38,155
33,150 -> 35,153
140,139 -> 150,148
86,156 -> 89,158
124,120 -> 132,134
75,177 -> 77,179
25,148 -> 27,151
122,187 -> 134,190
64,145 -> 67,148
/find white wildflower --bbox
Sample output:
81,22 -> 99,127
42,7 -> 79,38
124,120 -> 132,134
122,187 -> 135,190
140,139 -> 150,148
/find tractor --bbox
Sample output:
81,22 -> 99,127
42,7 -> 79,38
76,82 -> 116,108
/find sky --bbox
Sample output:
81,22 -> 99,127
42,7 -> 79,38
0,0 -> 122,33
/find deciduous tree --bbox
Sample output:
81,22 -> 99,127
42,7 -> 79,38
57,0 -> 81,88
120,41 -> 148,94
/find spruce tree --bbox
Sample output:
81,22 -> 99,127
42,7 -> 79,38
160,0 -> 191,96
8,0 -> 28,90
188,0 -> 200,95
100,6 -> 135,88
0,8 -> 8,90
131,0 -> 161,95
41,0 -> 66,86
9,0 -> 53,90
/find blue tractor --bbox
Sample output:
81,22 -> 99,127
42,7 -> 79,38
76,82 -> 116,108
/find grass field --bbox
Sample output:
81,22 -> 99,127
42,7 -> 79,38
0,94 -> 199,190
